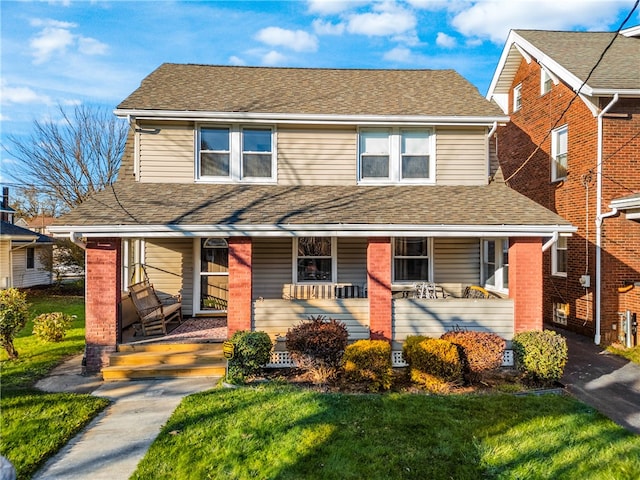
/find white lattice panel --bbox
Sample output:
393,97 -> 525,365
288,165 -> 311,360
266,351 -> 296,368
392,351 -> 408,367
502,349 -> 514,367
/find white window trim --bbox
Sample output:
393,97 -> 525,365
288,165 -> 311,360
358,127 -> 435,185
513,84 -> 522,112
293,237 -> 337,284
392,237 -> 433,284
551,236 -> 568,277
482,238 -> 509,294
195,124 -> 277,183
551,125 -> 568,182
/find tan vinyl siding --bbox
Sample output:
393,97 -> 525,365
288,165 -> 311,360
1,241 -> 10,288
436,127 -> 488,185
11,245 -> 52,288
337,238 -> 367,285
144,239 -> 193,316
433,238 -> 480,297
253,238 -> 292,300
138,122 -> 195,183
253,298 -> 369,340
277,126 -> 357,185
392,298 -> 514,348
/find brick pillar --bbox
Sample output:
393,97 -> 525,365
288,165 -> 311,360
227,237 -> 252,337
509,237 -> 543,333
84,238 -> 121,373
367,237 -> 392,341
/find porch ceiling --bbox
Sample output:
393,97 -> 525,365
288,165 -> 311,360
51,182 -> 574,237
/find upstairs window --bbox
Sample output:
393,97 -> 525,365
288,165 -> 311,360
394,237 -> 430,282
541,69 -> 553,95
551,125 -> 568,181
359,128 -> 434,184
513,84 -> 522,112
197,125 -> 275,182
552,236 -> 568,277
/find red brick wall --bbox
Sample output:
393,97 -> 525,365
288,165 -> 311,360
497,57 -> 640,343
227,237 -> 252,336
509,237 -> 543,332
367,237 -> 392,341
84,238 -> 121,373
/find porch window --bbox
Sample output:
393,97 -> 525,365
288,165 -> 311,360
295,237 -> 335,283
551,125 -> 568,181
122,239 -> 145,289
197,125 -> 275,182
483,239 -> 509,292
26,247 -> 35,269
200,238 -> 229,311
552,236 -> 568,277
394,237 -> 430,282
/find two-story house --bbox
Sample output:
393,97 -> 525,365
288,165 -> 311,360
487,28 -> 640,346
50,65 -> 575,373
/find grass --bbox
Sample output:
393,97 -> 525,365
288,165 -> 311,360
132,383 -> 640,480
0,288 -> 109,480
607,344 -> 640,364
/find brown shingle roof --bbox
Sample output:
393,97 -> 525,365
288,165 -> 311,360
54,182 -> 572,228
117,64 -> 505,117
515,30 -> 640,90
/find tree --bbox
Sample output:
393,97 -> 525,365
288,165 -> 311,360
4,103 -> 128,211
0,288 -> 30,360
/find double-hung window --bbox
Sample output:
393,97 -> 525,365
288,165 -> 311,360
483,239 -> 509,292
551,125 -> 568,181
394,237 -> 430,282
513,84 -> 522,112
197,125 -> 275,182
552,236 -> 568,277
26,247 -> 35,269
295,237 -> 335,283
359,128 -> 434,183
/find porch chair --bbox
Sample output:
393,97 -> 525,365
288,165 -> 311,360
128,281 -> 183,336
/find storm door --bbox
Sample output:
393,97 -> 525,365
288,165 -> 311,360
199,238 -> 229,312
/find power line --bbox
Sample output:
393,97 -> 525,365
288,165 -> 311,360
503,0 -> 639,184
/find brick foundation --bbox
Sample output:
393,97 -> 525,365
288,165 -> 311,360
509,237 -> 543,332
367,237 -> 392,341
84,238 -> 121,373
227,237 -> 252,336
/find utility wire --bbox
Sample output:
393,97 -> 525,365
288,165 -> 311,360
504,0 -> 639,184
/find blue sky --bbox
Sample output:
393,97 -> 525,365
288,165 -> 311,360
1,0 -> 638,183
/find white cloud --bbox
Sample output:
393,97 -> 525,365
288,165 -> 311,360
383,46 -> 412,62
451,0 -> 632,44
28,17 -> 109,64
0,80 -> 52,105
436,32 -> 456,48
312,18 -> 346,35
255,27 -> 318,52
229,55 -> 246,66
262,50 -> 287,65
307,0 -> 368,15
347,2 -> 417,36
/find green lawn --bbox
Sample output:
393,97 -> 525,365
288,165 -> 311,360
132,383 -> 640,480
0,290 -> 109,480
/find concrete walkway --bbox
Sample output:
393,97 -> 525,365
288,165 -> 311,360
559,328 -> 640,435
34,357 -> 216,480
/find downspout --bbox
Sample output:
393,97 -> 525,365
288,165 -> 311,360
70,232 -> 87,250
594,93 -> 619,345
541,231 -> 558,252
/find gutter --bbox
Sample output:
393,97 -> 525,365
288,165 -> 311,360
594,93 -> 620,345
70,232 -> 87,250
541,231 -> 559,252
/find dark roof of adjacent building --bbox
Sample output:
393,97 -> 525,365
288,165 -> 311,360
0,221 -> 53,243
54,182 -> 572,228
117,64 -> 505,118
515,30 -> 640,90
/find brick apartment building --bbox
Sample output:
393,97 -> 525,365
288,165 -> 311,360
487,27 -> 640,345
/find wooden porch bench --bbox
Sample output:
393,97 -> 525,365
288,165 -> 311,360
128,281 -> 183,336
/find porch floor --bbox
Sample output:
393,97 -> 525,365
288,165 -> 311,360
121,317 -> 228,345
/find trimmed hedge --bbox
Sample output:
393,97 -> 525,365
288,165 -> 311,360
441,330 -> 505,381
227,330 -> 273,384
343,339 -> 393,391
512,330 -> 568,384
403,336 -> 463,391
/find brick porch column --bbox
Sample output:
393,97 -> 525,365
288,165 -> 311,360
367,237 -> 392,341
84,238 -> 121,374
509,237 -> 543,332
227,237 -> 252,337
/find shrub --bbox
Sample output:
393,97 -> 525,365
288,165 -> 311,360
512,330 -> 568,384
227,330 -> 273,384
441,330 -> 505,382
286,315 -> 348,384
0,288 -> 30,359
401,335 -> 429,365
405,337 -> 463,391
32,312 -> 73,342
342,340 -> 393,391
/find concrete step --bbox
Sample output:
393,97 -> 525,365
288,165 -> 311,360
102,343 -> 227,381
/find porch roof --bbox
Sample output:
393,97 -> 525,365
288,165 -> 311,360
51,182 -> 575,238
